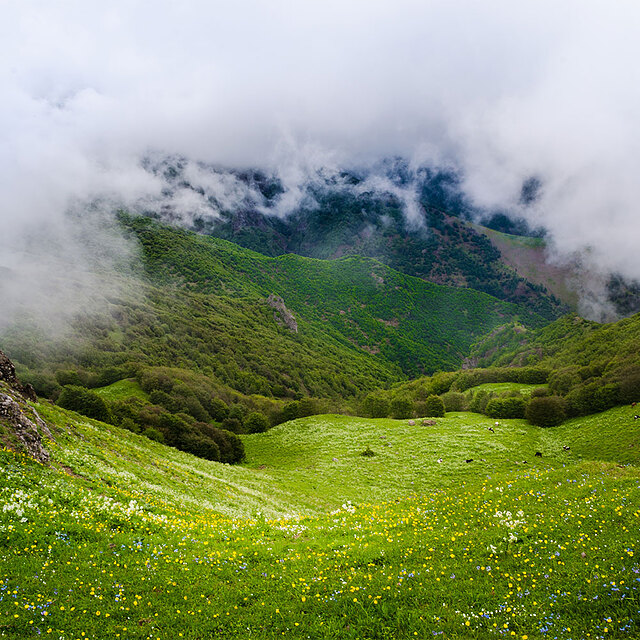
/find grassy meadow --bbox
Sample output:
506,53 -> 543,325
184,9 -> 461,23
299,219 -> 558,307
1,402 -> 639,639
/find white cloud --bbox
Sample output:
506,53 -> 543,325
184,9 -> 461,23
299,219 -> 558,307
2,0 -> 640,325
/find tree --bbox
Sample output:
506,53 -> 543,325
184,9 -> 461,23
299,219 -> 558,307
525,395 -> 566,427
441,391 -> 467,411
485,397 -> 526,419
57,385 -> 111,423
245,411 -> 270,434
361,394 -> 389,418
390,397 -> 413,419
422,395 -> 445,418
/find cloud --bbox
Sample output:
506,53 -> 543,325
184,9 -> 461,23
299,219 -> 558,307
2,0 -> 640,325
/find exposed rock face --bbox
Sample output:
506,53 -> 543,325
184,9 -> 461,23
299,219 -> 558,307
0,350 -> 37,401
266,294 -> 298,333
0,348 -> 51,463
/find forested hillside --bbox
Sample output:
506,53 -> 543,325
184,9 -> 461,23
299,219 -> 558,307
1,216 -> 545,403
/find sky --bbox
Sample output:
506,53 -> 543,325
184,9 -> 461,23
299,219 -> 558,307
1,0 -> 640,324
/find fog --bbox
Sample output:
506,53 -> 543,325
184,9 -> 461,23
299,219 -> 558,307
2,0 -> 640,325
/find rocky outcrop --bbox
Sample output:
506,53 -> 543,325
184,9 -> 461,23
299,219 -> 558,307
0,350 -> 37,401
266,294 -> 298,333
0,349 -> 51,463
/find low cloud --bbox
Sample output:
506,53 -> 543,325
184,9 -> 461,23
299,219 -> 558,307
2,0 -> 640,326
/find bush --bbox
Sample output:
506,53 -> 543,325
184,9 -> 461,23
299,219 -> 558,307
181,433 -> 220,461
297,398 -> 318,418
228,404 -> 248,421
142,427 -> 165,443
140,371 -> 174,394
548,367 -> 581,395
422,395 -> 445,418
441,391 -> 467,412
208,398 -> 230,422
525,395 -> 566,427
530,387 -> 551,398
617,367 -> 640,403
390,397 -> 413,419
566,382 -> 619,416
361,394 -> 389,418
468,390 -> 490,414
485,396 -> 526,419
149,389 -> 179,412
245,411 -> 270,434
276,401 -> 301,424
221,417 -> 243,433
57,385 -> 112,423
55,370 -> 82,387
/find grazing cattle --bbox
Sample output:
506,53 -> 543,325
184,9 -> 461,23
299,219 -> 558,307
488,427 -> 495,433
535,451 -> 542,457
562,445 -> 571,451
465,459 -> 473,463
437,458 -> 443,463
634,415 -> 639,420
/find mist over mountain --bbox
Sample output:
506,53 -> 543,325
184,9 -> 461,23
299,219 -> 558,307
2,1 -> 640,327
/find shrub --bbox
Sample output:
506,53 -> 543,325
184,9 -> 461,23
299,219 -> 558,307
548,368 -> 581,395
566,382 -> 620,416
530,387 -> 551,398
221,417 -> 243,433
361,394 -> 389,418
441,391 -> 467,412
181,433 -> 220,461
422,395 -> 445,418
140,371 -> 174,394
142,427 -> 165,443
55,370 -> 82,387
245,411 -> 270,434
525,395 -> 566,427
277,401 -> 301,424
208,398 -> 230,422
485,396 -> 526,419
149,389 -> 179,412
228,404 -> 248,421
390,397 -> 413,419
360,446 -> 376,457
218,429 -> 245,463
468,390 -> 490,414
617,367 -> 640,403
297,397 -> 318,417
57,385 -> 112,423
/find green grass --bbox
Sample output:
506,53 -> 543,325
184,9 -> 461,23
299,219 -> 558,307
1,403 -> 639,638
93,379 -> 149,402
467,382 -> 547,397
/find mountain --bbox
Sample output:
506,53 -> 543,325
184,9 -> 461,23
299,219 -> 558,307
0,214 -> 550,425
138,156 -> 569,320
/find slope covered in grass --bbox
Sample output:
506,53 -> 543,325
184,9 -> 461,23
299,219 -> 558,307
1,402 -> 639,638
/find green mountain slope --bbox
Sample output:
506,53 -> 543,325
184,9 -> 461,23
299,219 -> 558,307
1,216 -> 548,404
202,201 -> 568,320
127,215 -> 548,375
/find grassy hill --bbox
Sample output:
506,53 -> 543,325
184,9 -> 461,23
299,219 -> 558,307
2,401 -> 639,638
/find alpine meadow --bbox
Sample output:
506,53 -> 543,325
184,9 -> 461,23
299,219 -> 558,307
2,3 -> 640,640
